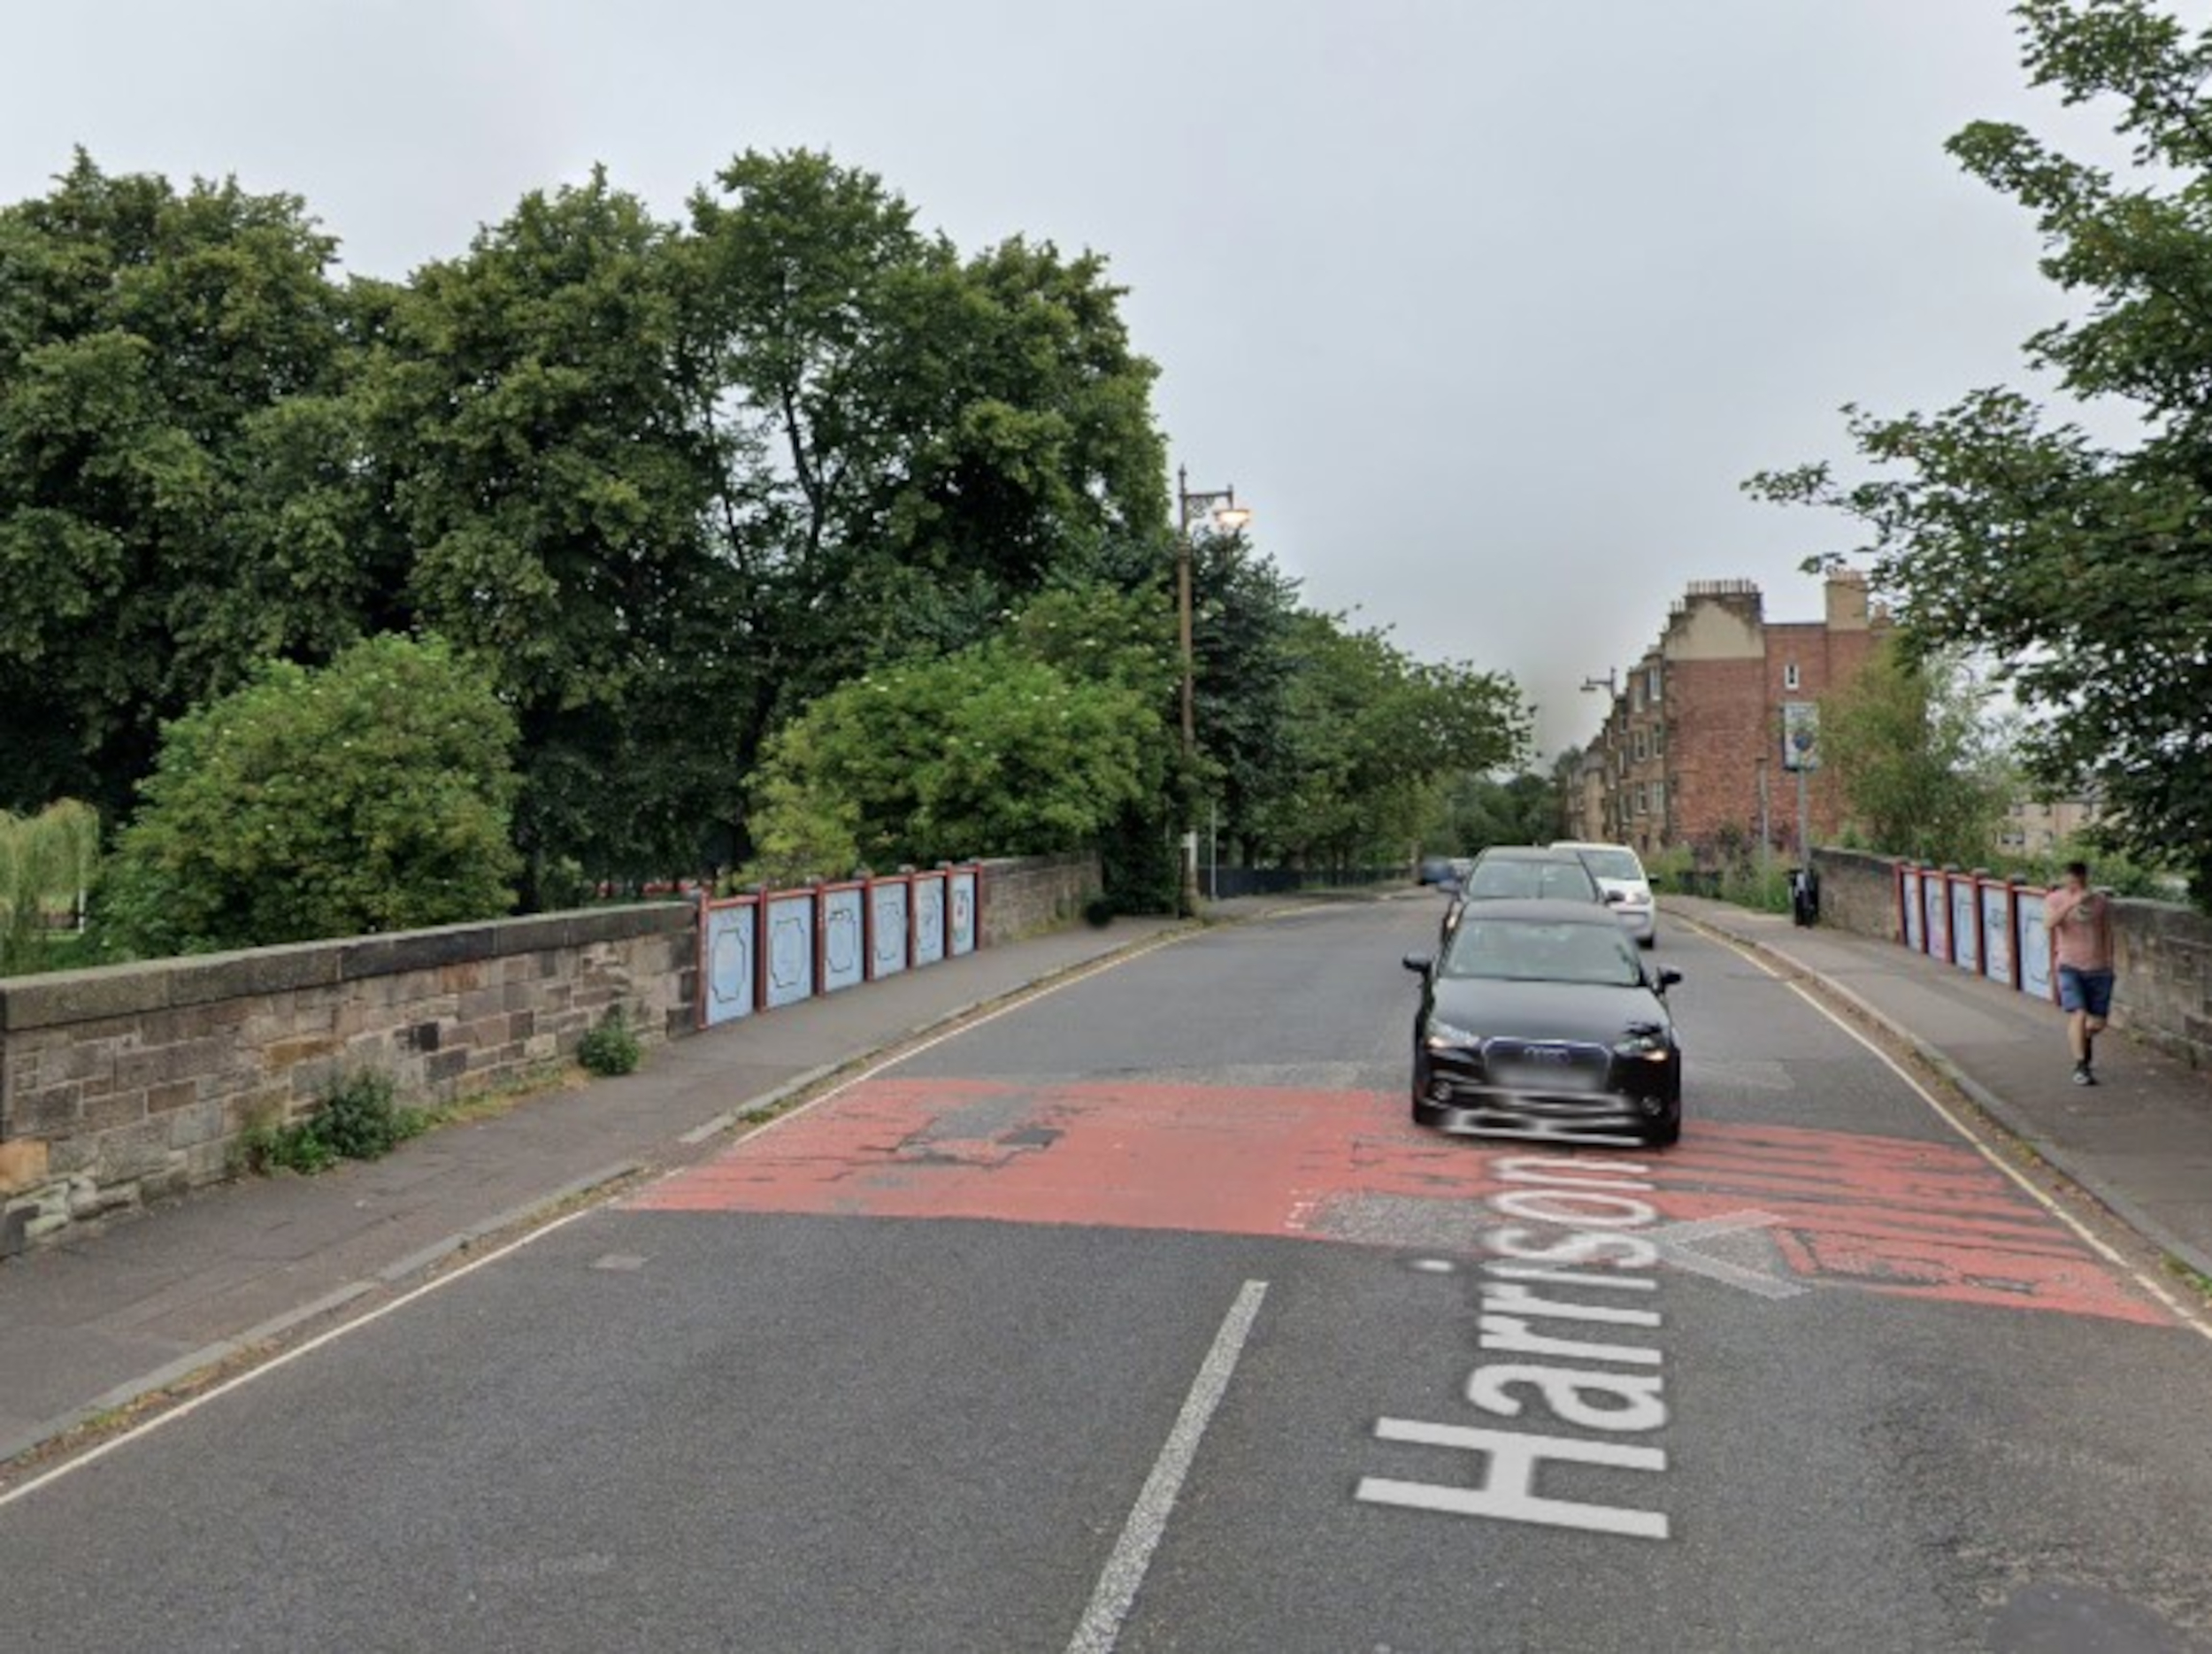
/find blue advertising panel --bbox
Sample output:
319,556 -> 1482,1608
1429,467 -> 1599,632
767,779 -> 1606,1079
1980,884 -> 2013,987
820,887 -> 865,993
1901,868 -> 1924,952
870,881 -> 910,979
1950,880 -> 1980,973
912,873 -> 946,967
2019,893 -> 2053,1002
703,901 -> 757,1027
764,893 -> 815,1010
949,869 -> 977,957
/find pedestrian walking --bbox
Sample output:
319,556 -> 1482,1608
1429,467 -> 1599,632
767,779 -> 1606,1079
2045,860 -> 2116,1086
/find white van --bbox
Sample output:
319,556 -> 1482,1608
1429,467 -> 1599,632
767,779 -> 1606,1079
1552,841 -> 1656,946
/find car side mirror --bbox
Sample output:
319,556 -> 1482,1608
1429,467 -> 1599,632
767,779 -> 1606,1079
1402,951 -> 1434,975
1603,889 -> 1626,904
1656,966 -> 1683,990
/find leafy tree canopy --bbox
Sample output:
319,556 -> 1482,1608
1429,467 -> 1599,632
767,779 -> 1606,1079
0,151 -> 364,819
1243,612 -> 1530,870
1747,0 -> 2212,903
104,634 -> 522,953
745,627 -> 1156,881
1816,639 -> 2014,866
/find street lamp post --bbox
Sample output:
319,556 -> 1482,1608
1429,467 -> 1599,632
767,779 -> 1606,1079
1175,465 -> 1251,915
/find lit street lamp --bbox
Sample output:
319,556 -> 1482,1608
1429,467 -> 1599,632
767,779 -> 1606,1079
1175,465 -> 1252,914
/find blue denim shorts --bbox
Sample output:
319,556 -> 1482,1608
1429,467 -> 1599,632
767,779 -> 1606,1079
2058,966 -> 2115,1018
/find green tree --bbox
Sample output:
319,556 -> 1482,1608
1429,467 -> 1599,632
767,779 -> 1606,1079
366,169 -> 739,900
746,631 -> 1156,880
1817,641 -> 2013,865
1436,768 -> 1564,854
0,799 -> 100,973
1747,0 -> 2212,903
0,153 -> 367,821
687,150 -> 1169,750
1245,614 -> 1529,871
1184,527 -> 1304,864
104,634 -> 521,955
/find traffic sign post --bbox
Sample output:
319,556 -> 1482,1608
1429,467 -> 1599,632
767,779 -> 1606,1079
1782,703 -> 1819,925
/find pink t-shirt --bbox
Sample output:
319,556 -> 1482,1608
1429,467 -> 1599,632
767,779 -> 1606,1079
2046,886 -> 2114,973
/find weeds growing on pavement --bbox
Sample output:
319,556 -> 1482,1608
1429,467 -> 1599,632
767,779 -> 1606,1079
234,1071 -> 428,1176
577,1004 -> 643,1076
2164,1257 -> 2212,1304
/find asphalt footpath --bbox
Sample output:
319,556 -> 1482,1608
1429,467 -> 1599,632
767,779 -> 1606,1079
1668,894 -> 2212,1286
6,888 -> 2210,1470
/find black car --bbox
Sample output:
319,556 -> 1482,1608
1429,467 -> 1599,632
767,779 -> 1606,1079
1440,844 -> 1609,937
1403,897 -> 1684,1147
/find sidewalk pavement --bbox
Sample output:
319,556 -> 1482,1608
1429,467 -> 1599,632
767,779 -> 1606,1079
5,887 -> 2209,1470
1666,895 -> 2212,1285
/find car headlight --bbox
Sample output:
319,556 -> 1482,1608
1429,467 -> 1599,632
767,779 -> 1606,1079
1425,1019 -> 1485,1051
1613,1032 -> 1672,1062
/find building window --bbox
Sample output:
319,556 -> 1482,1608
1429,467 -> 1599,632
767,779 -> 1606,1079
1632,678 -> 1645,712
1652,781 -> 1665,815
1784,662 -> 1801,690
1632,730 -> 1647,761
1633,784 -> 1648,816
1647,666 -> 1662,704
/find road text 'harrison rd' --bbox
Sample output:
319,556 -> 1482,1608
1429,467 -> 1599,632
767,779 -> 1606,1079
1356,1156 -> 1673,1541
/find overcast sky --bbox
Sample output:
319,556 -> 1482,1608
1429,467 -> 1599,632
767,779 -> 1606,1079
2,1 -> 2137,756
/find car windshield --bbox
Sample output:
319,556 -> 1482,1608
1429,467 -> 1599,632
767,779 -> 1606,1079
1575,849 -> 1644,881
1465,859 -> 1596,901
1441,918 -> 1646,987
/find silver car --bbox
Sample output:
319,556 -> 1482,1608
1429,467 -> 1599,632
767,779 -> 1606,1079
1553,841 -> 1657,947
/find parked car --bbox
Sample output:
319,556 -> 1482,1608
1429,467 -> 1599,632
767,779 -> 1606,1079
1440,844 -> 1607,937
1417,855 -> 1459,887
1553,840 -> 1657,947
1402,897 -> 1684,1147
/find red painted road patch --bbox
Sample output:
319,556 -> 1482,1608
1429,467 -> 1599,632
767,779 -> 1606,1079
633,1079 -> 2168,1326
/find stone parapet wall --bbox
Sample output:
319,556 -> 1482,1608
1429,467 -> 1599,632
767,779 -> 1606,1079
2112,898 -> 2212,1070
1809,849 -> 1901,941
1,905 -> 693,1253
1809,848 -> 2210,1070
0,855 -> 1101,1255
978,853 -> 1102,945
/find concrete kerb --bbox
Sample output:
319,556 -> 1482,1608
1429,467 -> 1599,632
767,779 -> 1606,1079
1671,909 -> 2212,1287
0,1280 -> 382,1469
0,1159 -> 650,1472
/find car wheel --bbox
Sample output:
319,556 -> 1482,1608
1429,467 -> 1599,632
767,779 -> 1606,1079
1638,935 -> 1655,950
1647,1101 -> 1681,1149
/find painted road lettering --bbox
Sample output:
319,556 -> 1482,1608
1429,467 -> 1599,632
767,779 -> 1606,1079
1359,1420 -> 1669,1542
1357,1155 -> 1673,1541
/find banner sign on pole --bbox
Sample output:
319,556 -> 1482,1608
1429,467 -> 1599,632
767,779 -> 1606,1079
1781,701 -> 1820,773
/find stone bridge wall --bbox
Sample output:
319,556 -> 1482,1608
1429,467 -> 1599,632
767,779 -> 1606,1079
0,852 -> 1105,1255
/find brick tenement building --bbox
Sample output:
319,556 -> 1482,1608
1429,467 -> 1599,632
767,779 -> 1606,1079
1573,570 -> 1890,860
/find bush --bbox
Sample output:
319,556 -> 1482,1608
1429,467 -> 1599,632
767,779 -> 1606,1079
235,1070 -> 426,1175
1083,895 -> 1115,928
1720,861 -> 1793,914
1642,845 -> 1694,894
314,1072 -> 415,1159
578,1005 -> 642,1076
104,634 -> 523,957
